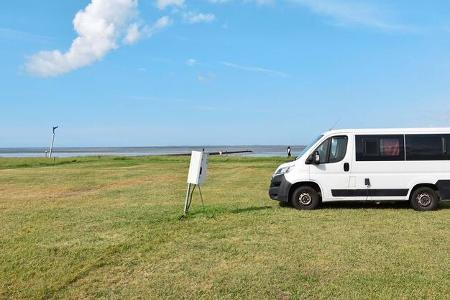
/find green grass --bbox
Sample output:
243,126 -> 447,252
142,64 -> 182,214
1,156 -> 450,299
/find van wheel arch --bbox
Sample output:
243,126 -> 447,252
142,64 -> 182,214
409,184 -> 440,200
289,182 -> 322,202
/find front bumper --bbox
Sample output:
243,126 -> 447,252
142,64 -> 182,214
269,174 -> 292,203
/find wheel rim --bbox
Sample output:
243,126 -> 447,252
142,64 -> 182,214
299,192 -> 312,206
417,192 -> 432,207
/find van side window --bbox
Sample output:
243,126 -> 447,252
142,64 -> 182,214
363,138 -> 379,157
314,136 -> 348,164
356,135 -> 404,161
446,136 -> 450,158
316,138 -> 330,164
406,134 -> 446,161
329,136 -> 348,163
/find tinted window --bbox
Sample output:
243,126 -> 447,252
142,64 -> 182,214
406,134 -> 446,161
314,136 -> 348,164
356,135 -> 404,161
364,139 -> 379,156
446,136 -> 450,159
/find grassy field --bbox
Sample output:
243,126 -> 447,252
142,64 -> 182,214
1,156 -> 450,299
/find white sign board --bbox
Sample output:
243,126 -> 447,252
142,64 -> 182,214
187,151 -> 208,185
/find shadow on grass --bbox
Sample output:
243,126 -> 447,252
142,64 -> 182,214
182,201 -> 450,220
279,200 -> 450,210
179,205 -> 273,220
231,206 -> 273,214
321,201 -> 411,210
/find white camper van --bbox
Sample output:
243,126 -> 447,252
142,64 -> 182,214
269,128 -> 450,211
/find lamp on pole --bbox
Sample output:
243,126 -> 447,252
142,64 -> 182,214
49,126 -> 58,158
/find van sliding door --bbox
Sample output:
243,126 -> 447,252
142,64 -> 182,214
352,135 -> 409,201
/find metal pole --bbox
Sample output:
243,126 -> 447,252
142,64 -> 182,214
49,133 -> 55,158
49,126 -> 58,158
198,186 -> 205,210
183,183 -> 192,215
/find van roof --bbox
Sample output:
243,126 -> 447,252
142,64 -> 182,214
324,128 -> 450,135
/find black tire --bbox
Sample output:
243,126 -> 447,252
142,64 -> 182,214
410,187 -> 439,211
279,201 -> 292,208
291,186 -> 321,210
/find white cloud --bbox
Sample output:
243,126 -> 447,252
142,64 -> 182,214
290,0 -> 409,31
124,23 -> 141,44
208,0 -> 410,32
183,12 -> 216,24
221,61 -> 288,77
123,16 -> 172,45
186,58 -> 197,66
156,0 -> 184,9
143,16 -> 173,37
197,73 -> 216,82
26,0 -> 139,77
25,0 -> 171,77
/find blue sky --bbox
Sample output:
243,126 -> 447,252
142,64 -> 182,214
1,0 -> 450,147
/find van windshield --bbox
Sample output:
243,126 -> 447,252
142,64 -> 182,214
297,135 -> 324,159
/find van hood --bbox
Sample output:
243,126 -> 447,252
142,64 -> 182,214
278,161 -> 295,169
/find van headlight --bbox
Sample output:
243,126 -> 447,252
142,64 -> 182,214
274,166 -> 292,177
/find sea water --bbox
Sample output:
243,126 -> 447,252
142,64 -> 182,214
0,145 -> 305,158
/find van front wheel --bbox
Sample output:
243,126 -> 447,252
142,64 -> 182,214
291,186 -> 320,210
410,187 -> 439,211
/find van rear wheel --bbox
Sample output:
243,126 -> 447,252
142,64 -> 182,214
410,187 -> 439,211
291,186 -> 320,210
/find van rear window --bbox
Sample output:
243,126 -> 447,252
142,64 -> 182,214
405,134 -> 448,161
356,135 -> 404,161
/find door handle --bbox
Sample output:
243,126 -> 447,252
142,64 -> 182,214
344,162 -> 350,172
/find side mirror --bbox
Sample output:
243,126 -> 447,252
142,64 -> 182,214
306,151 -> 321,165
313,151 -> 321,164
